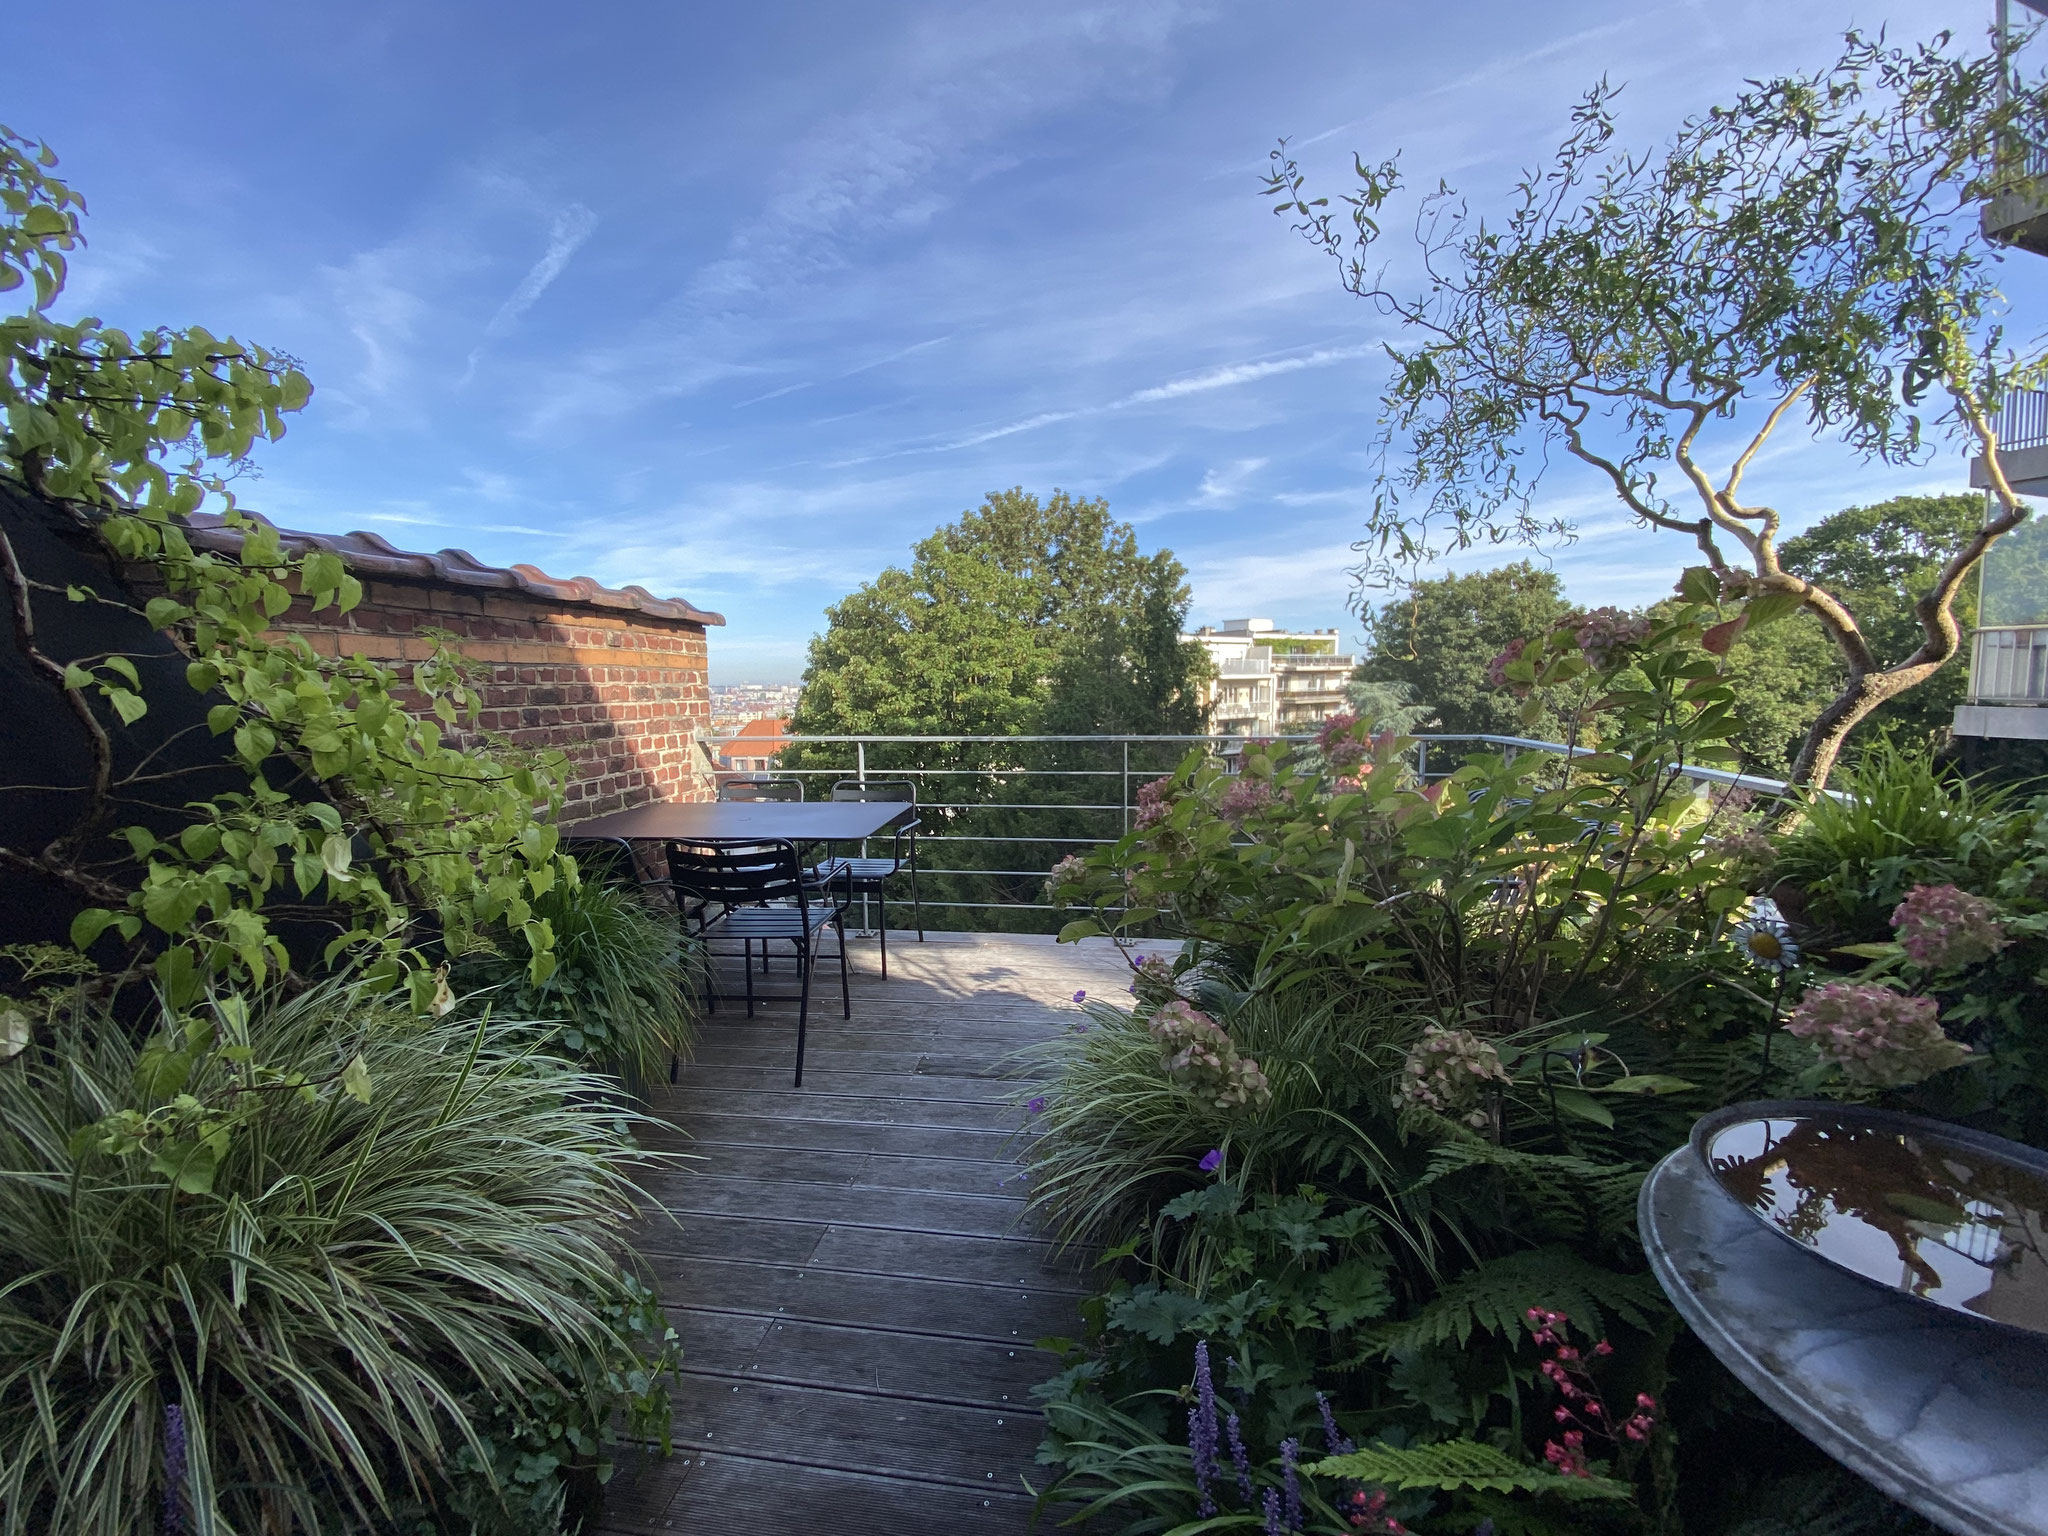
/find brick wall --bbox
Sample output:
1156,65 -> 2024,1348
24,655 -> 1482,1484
173,516 -> 726,820
278,576 -> 717,817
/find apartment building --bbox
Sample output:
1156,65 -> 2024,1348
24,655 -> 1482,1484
1183,619 -> 1355,736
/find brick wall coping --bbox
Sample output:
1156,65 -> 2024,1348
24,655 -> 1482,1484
184,512 -> 725,628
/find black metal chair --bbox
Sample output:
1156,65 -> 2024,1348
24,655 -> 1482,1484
664,837 -> 849,1086
809,780 -> 922,978
719,778 -> 804,802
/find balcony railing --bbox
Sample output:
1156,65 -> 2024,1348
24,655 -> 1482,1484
1994,389 -> 2048,455
700,732 -> 1805,933
1971,626 -> 2048,702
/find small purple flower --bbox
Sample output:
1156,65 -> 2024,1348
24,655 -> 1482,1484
163,1402 -> 187,1534
1280,1437 -> 1302,1532
1227,1411 -> 1254,1505
1026,1095 -> 1047,1115
1199,1148 -> 1223,1173
1072,989 -> 1087,1003
1263,1487 -> 1284,1536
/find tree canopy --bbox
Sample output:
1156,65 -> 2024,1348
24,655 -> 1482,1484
1268,30 -> 2048,787
792,488 -> 1207,742
1356,563 -> 1571,738
1356,496 -> 1986,777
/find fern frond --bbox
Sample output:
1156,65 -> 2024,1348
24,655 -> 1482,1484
1360,1246 -> 1666,1357
1307,1439 -> 1631,1502
1412,1139 -> 1645,1245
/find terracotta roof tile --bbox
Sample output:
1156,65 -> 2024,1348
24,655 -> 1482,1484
184,512 -> 725,627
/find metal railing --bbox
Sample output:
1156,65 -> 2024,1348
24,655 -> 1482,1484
1971,625 -> 2048,702
1994,389 -> 2048,455
701,732 -> 1805,932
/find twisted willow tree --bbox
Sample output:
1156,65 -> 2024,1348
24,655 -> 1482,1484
1268,29 -> 2048,787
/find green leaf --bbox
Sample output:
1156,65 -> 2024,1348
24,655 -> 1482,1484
1595,1074 -> 1696,1097
1056,919 -> 1102,943
1308,1440 -> 1631,1501
1675,565 -> 1721,604
340,1053 -> 372,1105
319,832 -> 353,883
1549,1087 -> 1615,1126
1744,589 -> 1807,628
70,907 -> 122,950
106,687 -> 147,725
146,596 -> 187,629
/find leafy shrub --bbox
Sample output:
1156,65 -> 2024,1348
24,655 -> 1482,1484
1772,737 -> 2022,937
453,865 -> 698,1086
0,980 -> 677,1536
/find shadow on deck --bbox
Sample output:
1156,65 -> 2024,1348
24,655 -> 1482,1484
595,930 -> 1133,1534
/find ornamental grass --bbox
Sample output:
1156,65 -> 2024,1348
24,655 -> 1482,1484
0,979 -> 669,1536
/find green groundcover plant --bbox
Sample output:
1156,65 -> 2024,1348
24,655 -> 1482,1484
0,976 -> 678,1536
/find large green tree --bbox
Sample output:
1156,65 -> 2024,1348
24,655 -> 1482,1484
793,488 -> 1206,739
1268,30 -> 2048,787
790,489 -> 1206,928
1357,562 -> 1572,738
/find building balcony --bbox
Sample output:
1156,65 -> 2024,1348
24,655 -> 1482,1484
1982,138 -> 2048,256
1969,388 -> 2048,498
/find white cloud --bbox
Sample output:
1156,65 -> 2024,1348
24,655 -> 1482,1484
482,203 -> 598,340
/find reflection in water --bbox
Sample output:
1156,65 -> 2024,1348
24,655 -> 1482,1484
1707,1115 -> 2048,1335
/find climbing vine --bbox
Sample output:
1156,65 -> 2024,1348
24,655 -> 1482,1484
1,124 -> 573,1172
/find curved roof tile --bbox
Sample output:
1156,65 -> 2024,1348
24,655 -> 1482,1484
184,513 -> 724,626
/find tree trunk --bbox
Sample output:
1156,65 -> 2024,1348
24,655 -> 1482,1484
1788,664 -> 1931,790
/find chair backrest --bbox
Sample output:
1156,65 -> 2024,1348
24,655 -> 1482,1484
830,779 -> 916,805
665,838 -> 807,910
720,778 -> 804,803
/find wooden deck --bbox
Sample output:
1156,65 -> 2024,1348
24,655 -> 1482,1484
595,929 -> 1133,1534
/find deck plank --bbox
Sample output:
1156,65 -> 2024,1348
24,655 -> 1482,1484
595,932 -> 1119,1533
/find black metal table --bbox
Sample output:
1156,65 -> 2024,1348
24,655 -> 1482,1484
565,799 -> 912,844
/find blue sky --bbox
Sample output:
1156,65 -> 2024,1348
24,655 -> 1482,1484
16,0 -> 2016,681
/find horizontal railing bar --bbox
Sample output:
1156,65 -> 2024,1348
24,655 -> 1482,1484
915,834 -> 1115,845
710,733 -> 1315,744
916,802 -> 1127,812
716,770 -> 1138,782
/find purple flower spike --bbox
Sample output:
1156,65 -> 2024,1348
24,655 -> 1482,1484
1316,1390 -> 1355,1456
1263,1488 -> 1284,1536
1026,1095 -> 1047,1115
1227,1411 -> 1254,1505
1188,1340 -> 1220,1515
1072,989 -> 1087,1003
163,1402 -> 188,1534
1280,1437 -> 1302,1532
1199,1148 -> 1223,1173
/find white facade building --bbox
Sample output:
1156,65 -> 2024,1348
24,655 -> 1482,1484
1183,619 -> 1355,737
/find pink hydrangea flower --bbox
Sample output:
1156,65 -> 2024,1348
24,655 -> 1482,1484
1393,1025 -> 1510,1128
1484,637 -> 1530,691
1569,606 -> 1652,670
1217,777 -> 1275,820
1135,776 -> 1174,829
1783,983 -> 1972,1088
1148,1000 -> 1272,1111
1890,884 -> 2008,970
1315,711 -> 1371,772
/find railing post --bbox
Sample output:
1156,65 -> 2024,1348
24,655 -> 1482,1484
857,741 -> 867,787
1416,739 -> 1427,783
1122,739 -> 1130,836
